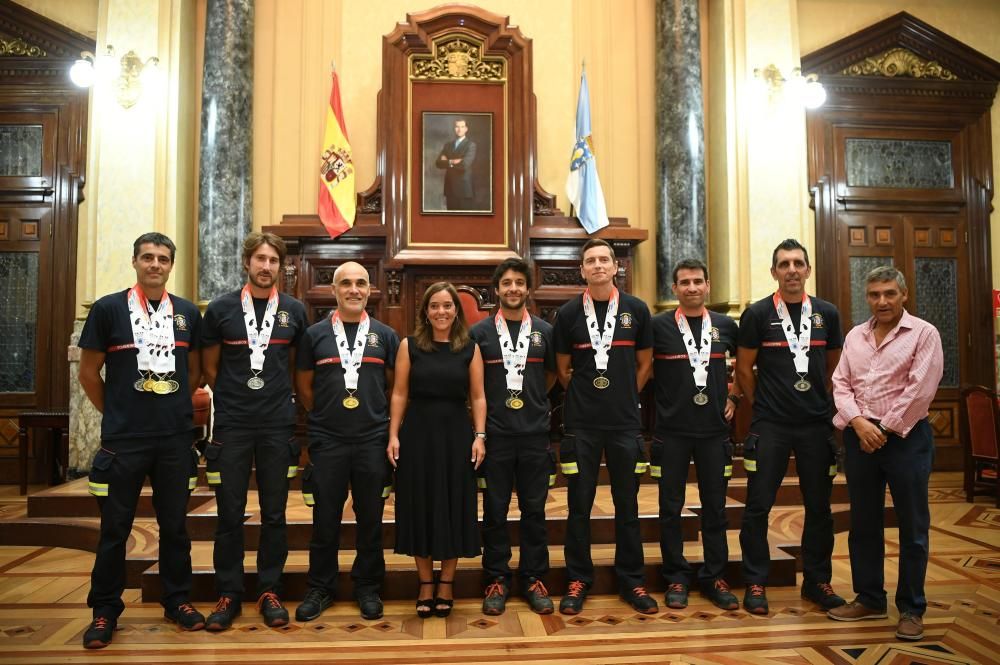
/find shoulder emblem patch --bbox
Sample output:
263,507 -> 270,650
530,331 -> 544,347
811,313 -> 824,328
173,314 -> 188,331
277,311 -> 291,327
619,312 -> 633,328
367,333 -> 380,347
711,326 -> 720,341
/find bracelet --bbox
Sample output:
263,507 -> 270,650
876,422 -> 890,435
727,393 -> 742,404
474,432 -> 487,439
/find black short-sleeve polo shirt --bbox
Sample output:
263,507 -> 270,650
470,314 -> 555,437
653,310 -> 738,438
737,294 -> 843,425
554,291 -> 652,430
296,316 -> 399,441
202,290 -> 308,430
78,289 -> 202,440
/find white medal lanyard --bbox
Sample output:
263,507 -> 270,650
242,285 -> 279,389
332,310 -> 369,408
773,292 -> 812,391
127,285 -> 176,393
495,309 -> 531,409
676,308 -> 712,405
583,287 -> 619,389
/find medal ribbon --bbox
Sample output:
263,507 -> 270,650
331,310 -> 370,391
675,308 -> 712,388
582,287 -> 619,372
127,285 -> 175,374
494,309 -> 532,392
773,291 -> 812,376
241,285 -> 279,372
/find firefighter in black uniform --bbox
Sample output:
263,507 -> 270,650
78,232 -> 205,649
736,239 -> 847,615
553,238 -> 658,616
652,258 -> 741,611
294,261 -> 399,621
470,257 -> 557,615
200,232 -> 308,630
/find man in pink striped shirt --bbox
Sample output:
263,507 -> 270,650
828,266 -> 943,642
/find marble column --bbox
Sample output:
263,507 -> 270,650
655,0 -> 706,305
198,0 -> 253,302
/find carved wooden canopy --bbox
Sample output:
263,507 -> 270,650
0,0 -> 94,80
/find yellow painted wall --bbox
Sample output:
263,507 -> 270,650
797,0 -> 1000,285
252,0 -> 657,303
11,0 -> 98,39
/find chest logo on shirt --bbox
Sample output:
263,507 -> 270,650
530,331 -> 544,347
711,327 -> 720,341
619,312 -> 633,328
366,333 -> 380,347
173,314 -> 188,331
812,313 -> 824,328
277,311 -> 291,327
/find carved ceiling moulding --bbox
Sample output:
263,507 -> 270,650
0,36 -> 45,57
410,35 -> 506,82
841,47 -> 957,80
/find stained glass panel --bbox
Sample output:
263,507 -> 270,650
914,257 -> 958,387
845,138 -> 953,189
0,125 -> 43,177
0,252 -> 38,393
849,256 -> 894,328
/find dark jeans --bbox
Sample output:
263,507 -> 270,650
481,433 -> 551,584
205,426 -> 297,600
654,432 -> 731,585
304,434 -> 390,596
740,419 -> 836,585
844,418 -> 933,616
88,432 -> 197,618
562,428 -> 645,590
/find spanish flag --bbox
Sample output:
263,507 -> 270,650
317,68 -> 355,239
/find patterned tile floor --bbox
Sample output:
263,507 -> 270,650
0,475 -> 996,664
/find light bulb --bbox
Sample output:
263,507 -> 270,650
802,80 -> 827,109
69,58 -> 95,87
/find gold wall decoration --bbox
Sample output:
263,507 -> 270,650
841,47 -> 957,80
410,36 -> 506,82
0,37 -> 46,58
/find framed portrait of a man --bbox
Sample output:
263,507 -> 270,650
421,112 -> 493,214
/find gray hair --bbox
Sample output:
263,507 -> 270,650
865,265 -> 907,292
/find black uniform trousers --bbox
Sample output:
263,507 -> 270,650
205,426 -> 297,600
655,433 -> 731,585
843,419 -> 933,616
740,419 -> 836,585
562,428 -> 645,590
481,433 -> 551,584
305,434 -> 389,596
88,432 -> 197,619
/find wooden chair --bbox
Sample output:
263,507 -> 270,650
959,385 -> 1000,506
456,286 -> 492,326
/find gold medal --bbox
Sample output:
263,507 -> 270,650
142,378 -> 157,392
152,380 -> 172,395
506,397 -> 524,410
593,376 -> 610,389
343,396 -> 360,409
794,379 -> 812,392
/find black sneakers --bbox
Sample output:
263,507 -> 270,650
559,579 -> 589,615
523,578 -> 554,615
743,584 -> 769,615
701,579 -> 739,611
82,615 -> 116,649
257,591 -> 289,627
295,587 -> 334,622
621,586 -> 659,614
206,595 -> 241,631
164,602 -> 206,630
665,582 -> 689,609
357,592 -> 384,620
801,581 -> 846,610
482,578 -> 510,616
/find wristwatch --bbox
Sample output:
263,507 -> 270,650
475,432 -> 487,440
727,393 -> 743,404
875,422 -> 890,436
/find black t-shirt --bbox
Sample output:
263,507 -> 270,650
554,291 -> 652,430
653,310 -> 738,437
738,294 -> 843,424
202,289 -> 309,430
470,314 -> 555,437
296,316 -> 399,441
78,289 -> 202,440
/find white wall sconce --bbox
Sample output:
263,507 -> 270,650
69,45 -> 160,109
752,64 -> 827,109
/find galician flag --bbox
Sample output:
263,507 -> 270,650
565,66 -> 609,234
317,67 -> 356,239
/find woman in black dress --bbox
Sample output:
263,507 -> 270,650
388,282 -> 486,618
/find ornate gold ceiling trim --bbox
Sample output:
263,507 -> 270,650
841,47 -> 956,80
0,36 -> 46,57
410,35 -> 506,82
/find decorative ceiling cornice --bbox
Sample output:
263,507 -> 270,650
0,0 -> 94,60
